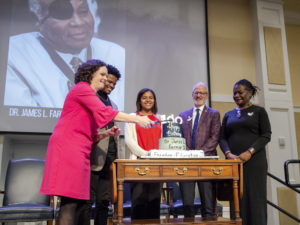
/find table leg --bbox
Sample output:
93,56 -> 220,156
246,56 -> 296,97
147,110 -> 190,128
233,179 -> 241,220
117,181 -> 124,223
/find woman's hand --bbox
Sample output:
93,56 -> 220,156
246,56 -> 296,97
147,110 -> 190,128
94,126 -> 121,143
225,151 -> 239,160
107,126 -> 121,137
136,116 -> 155,128
239,151 -> 252,163
94,133 -> 105,143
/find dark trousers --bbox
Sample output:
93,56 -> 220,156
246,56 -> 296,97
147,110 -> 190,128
239,159 -> 267,225
59,196 -> 86,225
75,153 -> 116,225
179,181 -> 216,218
130,183 -> 161,220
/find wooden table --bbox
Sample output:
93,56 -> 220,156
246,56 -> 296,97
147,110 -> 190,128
112,159 -> 243,225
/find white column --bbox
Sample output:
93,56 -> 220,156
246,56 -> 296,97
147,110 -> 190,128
251,0 -> 300,225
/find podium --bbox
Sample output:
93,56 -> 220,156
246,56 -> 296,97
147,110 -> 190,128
112,159 -> 243,225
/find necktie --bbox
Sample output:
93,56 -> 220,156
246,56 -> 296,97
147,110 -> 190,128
192,109 -> 200,149
70,56 -> 83,73
68,57 -> 83,90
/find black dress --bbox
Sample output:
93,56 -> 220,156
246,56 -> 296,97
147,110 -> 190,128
219,105 -> 271,225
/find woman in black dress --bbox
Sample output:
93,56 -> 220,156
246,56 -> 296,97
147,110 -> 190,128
219,79 -> 271,225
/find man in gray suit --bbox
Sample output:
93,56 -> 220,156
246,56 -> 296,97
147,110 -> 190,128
77,64 -> 121,225
179,82 -> 220,218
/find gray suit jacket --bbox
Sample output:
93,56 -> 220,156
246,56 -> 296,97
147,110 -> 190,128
179,106 -> 221,156
90,99 -> 119,171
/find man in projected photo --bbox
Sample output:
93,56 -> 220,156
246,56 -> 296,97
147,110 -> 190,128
3,0 -> 125,109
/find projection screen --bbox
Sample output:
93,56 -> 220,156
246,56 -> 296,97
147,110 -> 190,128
0,0 -> 209,133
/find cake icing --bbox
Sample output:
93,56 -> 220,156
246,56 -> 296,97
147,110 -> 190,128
158,122 -> 186,150
162,121 -> 183,138
159,138 -> 186,150
147,121 -> 204,158
148,150 -> 204,158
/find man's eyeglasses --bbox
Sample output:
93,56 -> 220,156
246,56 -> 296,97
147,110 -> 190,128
193,92 -> 208,96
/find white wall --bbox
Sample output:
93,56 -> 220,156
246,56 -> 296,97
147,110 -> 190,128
251,0 -> 300,224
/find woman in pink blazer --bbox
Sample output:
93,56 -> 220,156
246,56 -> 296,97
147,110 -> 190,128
40,60 -> 153,225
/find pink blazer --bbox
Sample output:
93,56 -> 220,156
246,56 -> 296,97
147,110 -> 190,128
40,82 -> 118,200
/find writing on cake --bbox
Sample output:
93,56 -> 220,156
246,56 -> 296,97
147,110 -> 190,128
148,150 -> 204,158
147,114 -> 205,158
165,124 -> 181,137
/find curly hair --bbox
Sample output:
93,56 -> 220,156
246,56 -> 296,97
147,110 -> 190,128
136,88 -> 158,114
74,59 -> 106,84
107,64 -> 121,80
234,79 -> 259,97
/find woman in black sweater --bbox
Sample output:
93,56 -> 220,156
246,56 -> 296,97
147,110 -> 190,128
219,79 -> 272,225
